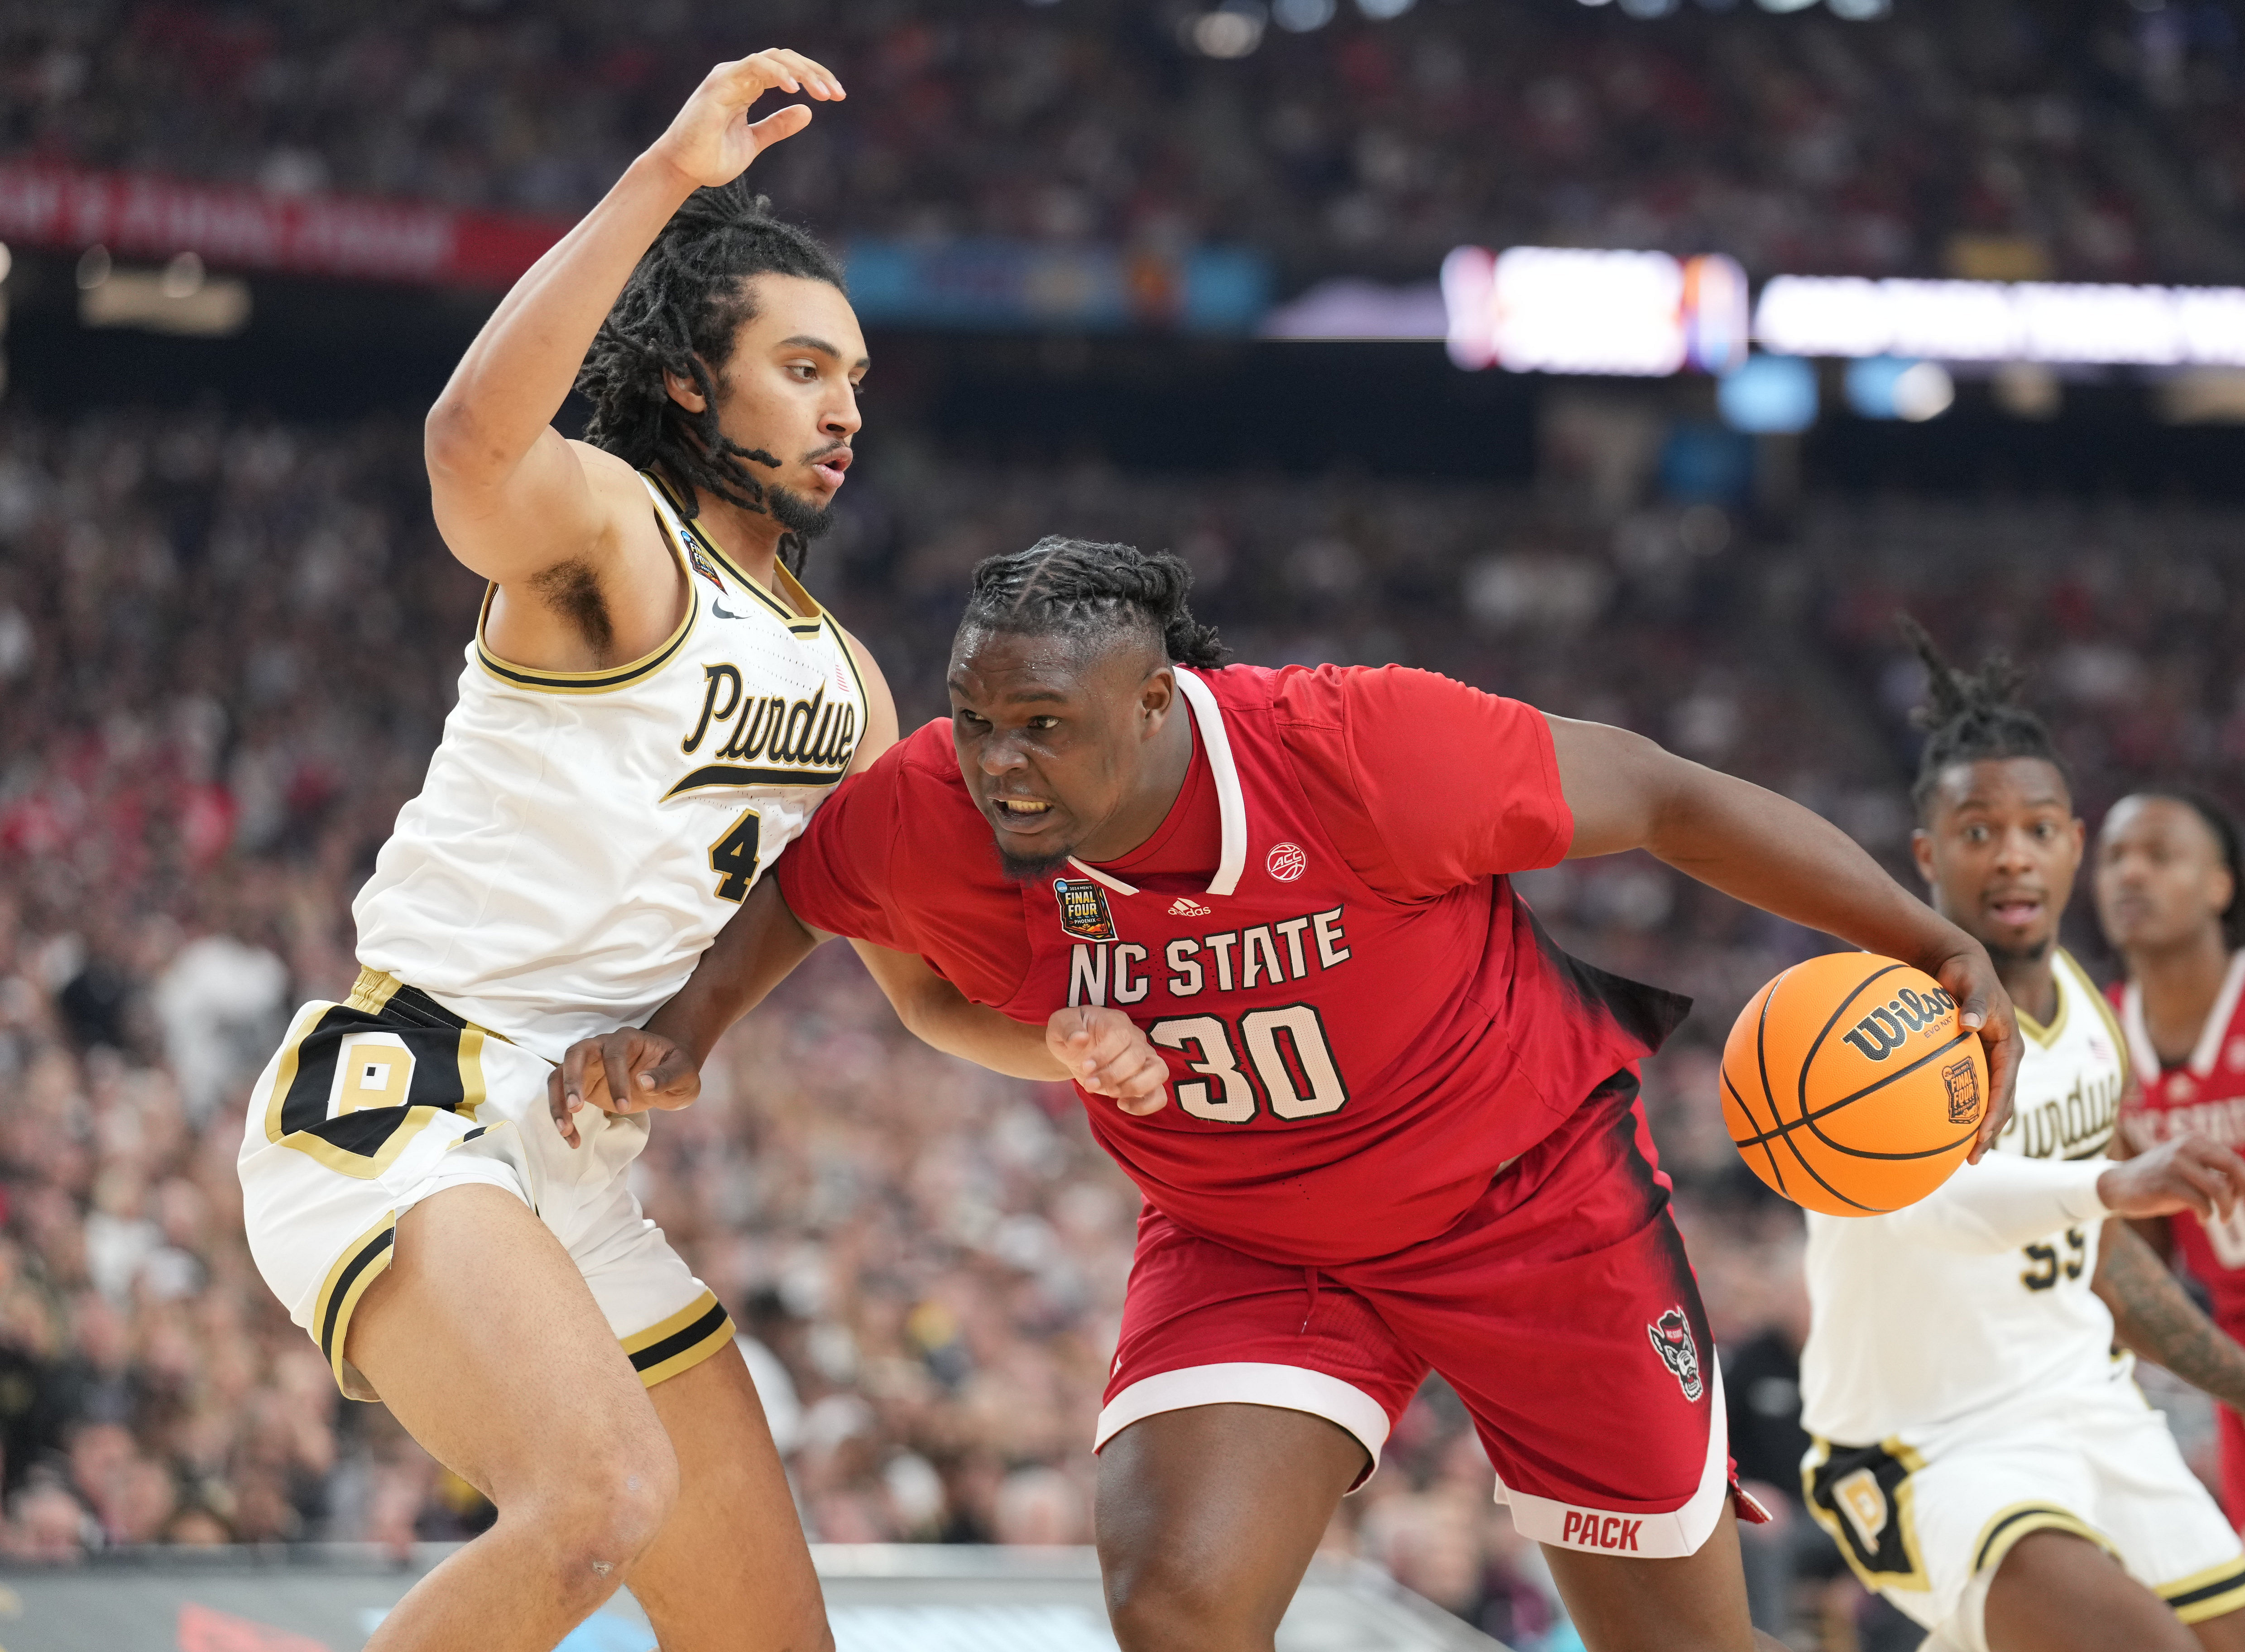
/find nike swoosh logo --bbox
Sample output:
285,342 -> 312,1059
712,601 -> 744,620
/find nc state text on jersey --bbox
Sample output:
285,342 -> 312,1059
1066,907 -> 1352,1008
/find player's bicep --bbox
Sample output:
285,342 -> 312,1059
428,429 -> 624,586
1545,714 -> 1675,859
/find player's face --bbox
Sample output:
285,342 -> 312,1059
1911,757 -> 2083,965
669,274 -> 866,533
2094,796 -> 2234,955
947,628 -> 1177,879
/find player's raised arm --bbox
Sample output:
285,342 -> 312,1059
423,49 -> 842,591
1547,714 -> 2020,1153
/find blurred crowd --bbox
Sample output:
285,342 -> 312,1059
2,401 -> 2243,1652
5,0 -> 2245,287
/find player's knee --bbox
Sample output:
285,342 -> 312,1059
1105,1550 -> 1274,1652
523,1435 -> 680,1595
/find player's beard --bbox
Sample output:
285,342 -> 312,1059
768,484 -> 837,542
996,840 -> 1076,884
1980,933 -> 2053,973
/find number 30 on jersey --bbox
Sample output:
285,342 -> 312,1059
1147,1005 -> 1349,1123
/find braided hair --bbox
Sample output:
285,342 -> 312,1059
959,537 -> 1227,669
1900,614 -> 2069,820
2130,788 -> 2245,946
576,178 -> 845,576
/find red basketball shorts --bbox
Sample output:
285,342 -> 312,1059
1096,1071 -> 1740,1559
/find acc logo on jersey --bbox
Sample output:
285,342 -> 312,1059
1054,879 -> 1118,942
1266,842 -> 1307,882
1647,1308 -> 1703,1402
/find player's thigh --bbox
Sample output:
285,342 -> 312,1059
1983,1529 -> 2197,1652
1096,1403 -> 1367,1649
626,1340 -> 831,1652
2195,1605 -> 2245,1652
1540,1501 -> 1758,1652
347,1181 -> 676,1521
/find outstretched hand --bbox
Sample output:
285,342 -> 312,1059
1927,944 -> 2018,1161
547,1028 -> 702,1148
2099,1133 -> 2245,1221
1047,1007 -> 1171,1117
649,48 -> 845,191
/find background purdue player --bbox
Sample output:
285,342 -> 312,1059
1800,624 -> 2245,1652
2098,791 -> 2245,1528
232,50 -> 1164,1652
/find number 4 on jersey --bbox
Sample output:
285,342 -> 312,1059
708,808 -> 762,902
1149,1005 -> 1349,1124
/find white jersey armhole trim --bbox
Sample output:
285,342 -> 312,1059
1173,668 -> 1247,897
2189,951 -> 2245,1077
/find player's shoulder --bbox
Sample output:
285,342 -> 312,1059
1251,661 -> 1507,728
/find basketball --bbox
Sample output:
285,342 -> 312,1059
1721,952 -> 1987,1217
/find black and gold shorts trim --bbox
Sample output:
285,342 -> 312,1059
1804,1436 -> 1932,1593
622,1291 -> 736,1390
2159,1554 -> 2245,1625
315,1211 -> 399,1400
1969,1500 -> 2115,1578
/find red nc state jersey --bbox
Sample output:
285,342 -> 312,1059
2117,953 -> 2245,1321
776,663 -> 1689,1268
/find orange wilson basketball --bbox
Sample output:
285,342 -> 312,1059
1720,951 -> 1987,1217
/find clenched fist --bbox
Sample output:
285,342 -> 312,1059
1047,1007 -> 1171,1117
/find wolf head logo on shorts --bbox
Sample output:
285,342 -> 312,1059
1941,1056 -> 1981,1125
1647,1308 -> 1703,1402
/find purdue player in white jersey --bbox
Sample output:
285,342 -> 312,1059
235,53 -> 1163,1652
1799,625 -> 2245,1652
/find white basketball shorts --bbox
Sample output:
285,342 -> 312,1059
1804,1371 -> 2245,1652
237,967 -> 730,1402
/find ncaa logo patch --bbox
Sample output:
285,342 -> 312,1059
682,535 -> 726,592
1054,879 -> 1118,942
1647,1307 -> 1703,1402
1266,842 -> 1307,882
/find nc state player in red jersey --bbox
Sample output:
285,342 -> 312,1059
2098,790 -> 2245,1526
555,540 -> 2019,1652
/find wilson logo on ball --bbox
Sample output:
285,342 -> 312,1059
1837,986 -> 1958,1062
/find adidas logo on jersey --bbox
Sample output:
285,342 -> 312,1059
1168,897 -> 1212,918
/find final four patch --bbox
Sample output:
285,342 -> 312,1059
682,533 -> 726,592
1054,879 -> 1118,942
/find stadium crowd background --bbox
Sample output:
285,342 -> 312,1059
3,2 -> 2245,1648
5,0 -> 2243,285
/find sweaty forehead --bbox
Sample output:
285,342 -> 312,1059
2105,795 -> 2219,854
949,624 -> 1156,697
1935,756 -> 2072,816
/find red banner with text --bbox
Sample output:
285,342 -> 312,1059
0,160 -> 570,289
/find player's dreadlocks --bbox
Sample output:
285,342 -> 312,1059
2133,787 -> 2245,946
576,179 -> 845,576
960,538 -> 1228,669
1900,613 -> 2069,820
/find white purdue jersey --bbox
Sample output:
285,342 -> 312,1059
352,475 -> 867,1059
1799,950 -> 2129,1446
